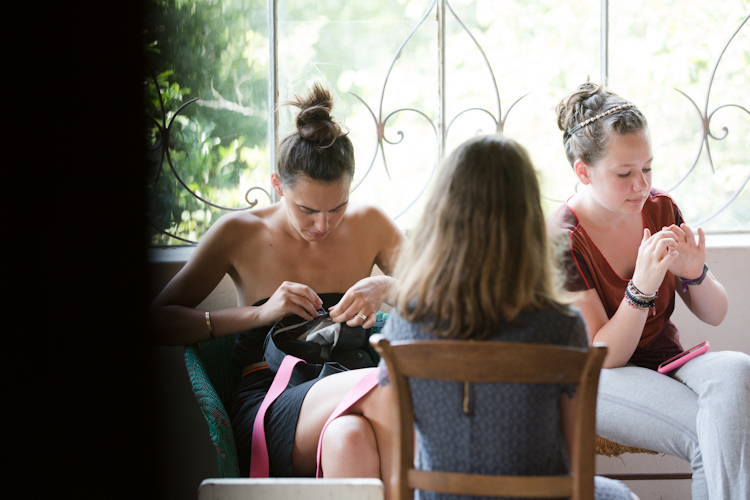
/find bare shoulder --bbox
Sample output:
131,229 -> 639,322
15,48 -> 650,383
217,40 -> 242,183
206,205 -> 275,242
343,201 -> 403,246
190,205 -> 280,264
344,201 -> 398,233
153,205 -> 282,309
343,201 -> 405,274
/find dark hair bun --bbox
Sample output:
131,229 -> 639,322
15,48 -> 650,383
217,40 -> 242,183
285,82 -> 345,148
276,83 -> 355,186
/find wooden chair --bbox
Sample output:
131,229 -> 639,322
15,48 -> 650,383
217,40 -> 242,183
371,335 -> 608,500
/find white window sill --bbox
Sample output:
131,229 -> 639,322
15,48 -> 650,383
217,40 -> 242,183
147,232 -> 749,267
149,245 -> 196,265
702,232 -> 750,249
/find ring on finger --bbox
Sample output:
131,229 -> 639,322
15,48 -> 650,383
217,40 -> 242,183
356,312 -> 368,321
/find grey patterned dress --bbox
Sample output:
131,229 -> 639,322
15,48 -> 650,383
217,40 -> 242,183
379,306 -> 633,500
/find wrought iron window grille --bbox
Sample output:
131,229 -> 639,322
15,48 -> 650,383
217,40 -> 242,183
146,1 -> 749,245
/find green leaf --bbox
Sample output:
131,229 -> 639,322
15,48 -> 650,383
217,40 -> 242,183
157,69 -> 174,80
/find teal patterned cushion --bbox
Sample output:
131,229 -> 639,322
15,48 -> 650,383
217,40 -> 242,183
184,334 -> 241,478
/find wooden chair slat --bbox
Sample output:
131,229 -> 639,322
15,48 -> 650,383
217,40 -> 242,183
408,470 -> 573,498
386,340 -> 590,383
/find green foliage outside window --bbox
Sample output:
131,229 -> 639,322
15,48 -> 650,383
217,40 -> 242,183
145,0 -> 270,244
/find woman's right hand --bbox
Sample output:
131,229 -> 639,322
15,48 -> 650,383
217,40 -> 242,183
256,281 -> 323,324
631,228 -> 680,295
573,228 -> 679,368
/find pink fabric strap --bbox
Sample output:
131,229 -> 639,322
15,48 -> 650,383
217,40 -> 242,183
249,355 -> 305,478
315,369 -> 380,478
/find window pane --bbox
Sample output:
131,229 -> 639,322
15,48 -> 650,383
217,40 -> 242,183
145,0 -> 271,245
278,0 -> 439,229
608,0 -> 749,231
442,0 -> 601,216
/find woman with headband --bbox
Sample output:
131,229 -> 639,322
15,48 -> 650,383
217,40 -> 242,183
550,81 -> 749,499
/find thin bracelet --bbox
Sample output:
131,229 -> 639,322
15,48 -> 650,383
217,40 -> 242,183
628,280 -> 657,301
205,311 -> 215,341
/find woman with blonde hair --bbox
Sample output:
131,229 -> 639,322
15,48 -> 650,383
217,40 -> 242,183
380,133 -> 635,500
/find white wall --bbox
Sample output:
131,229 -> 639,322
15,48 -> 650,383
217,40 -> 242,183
150,237 -> 749,500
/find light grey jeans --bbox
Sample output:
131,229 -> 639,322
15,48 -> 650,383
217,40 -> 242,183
596,351 -> 750,500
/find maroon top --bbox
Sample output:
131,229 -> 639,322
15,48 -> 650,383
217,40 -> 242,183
550,188 -> 684,370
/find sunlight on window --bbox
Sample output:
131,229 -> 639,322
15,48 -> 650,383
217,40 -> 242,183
145,0 -> 749,244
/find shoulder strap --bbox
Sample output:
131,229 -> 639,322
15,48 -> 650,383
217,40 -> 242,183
249,355 -> 305,478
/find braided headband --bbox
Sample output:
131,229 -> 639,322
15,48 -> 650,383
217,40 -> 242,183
567,103 -> 637,135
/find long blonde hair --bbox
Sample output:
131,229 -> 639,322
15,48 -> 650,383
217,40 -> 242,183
395,134 -> 570,339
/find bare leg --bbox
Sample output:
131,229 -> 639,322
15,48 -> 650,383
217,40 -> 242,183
292,368 -> 394,499
350,380 -> 394,499
321,415 -> 379,478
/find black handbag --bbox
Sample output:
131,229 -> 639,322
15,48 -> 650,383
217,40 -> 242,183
263,311 -> 377,387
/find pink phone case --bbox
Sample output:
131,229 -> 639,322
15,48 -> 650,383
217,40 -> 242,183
657,341 -> 710,374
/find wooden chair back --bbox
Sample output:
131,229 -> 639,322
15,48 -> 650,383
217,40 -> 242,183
370,335 -> 607,500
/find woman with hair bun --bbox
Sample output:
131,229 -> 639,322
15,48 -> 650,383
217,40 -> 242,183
152,83 -> 404,495
382,133 -> 636,500
550,81 -> 749,500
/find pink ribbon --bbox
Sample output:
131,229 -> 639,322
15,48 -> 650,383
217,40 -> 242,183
315,369 -> 379,478
249,355 -> 304,478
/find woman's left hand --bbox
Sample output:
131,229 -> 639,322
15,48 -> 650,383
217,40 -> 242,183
663,223 -> 706,280
328,276 -> 392,328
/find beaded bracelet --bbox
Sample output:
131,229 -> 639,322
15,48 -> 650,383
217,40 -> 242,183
625,287 -> 656,316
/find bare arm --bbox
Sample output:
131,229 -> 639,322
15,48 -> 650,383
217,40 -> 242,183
151,216 -> 322,345
575,290 -> 648,368
675,271 -> 727,325
372,206 -> 406,277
